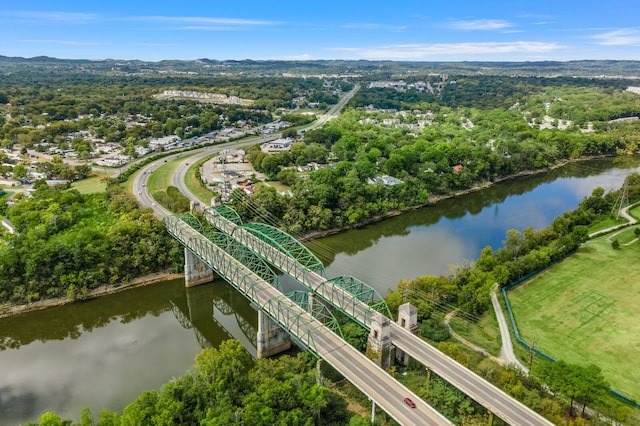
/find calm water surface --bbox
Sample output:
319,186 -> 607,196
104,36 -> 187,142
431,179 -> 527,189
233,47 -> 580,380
1,156 -> 639,425
314,157 -> 640,293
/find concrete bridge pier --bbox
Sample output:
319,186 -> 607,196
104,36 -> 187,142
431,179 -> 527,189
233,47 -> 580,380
257,311 -> 292,358
184,248 -> 215,287
396,303 -> 419,365
366,312 -> 393,369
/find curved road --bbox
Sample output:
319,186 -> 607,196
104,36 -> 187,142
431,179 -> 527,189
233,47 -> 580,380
136,83 -> 554,425
135,84 -> 361,212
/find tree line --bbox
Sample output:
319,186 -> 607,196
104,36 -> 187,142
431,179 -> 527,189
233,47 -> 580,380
236,77 -> 640,240
0,186 -> 182,305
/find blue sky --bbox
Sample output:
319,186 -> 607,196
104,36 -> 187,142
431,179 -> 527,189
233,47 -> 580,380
1,1 -> 638,62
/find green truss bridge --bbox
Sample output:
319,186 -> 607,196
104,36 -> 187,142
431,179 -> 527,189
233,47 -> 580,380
194,205 -> 555,426
165,213 -> 452,426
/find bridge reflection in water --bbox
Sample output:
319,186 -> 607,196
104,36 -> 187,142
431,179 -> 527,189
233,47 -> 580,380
169,279 -> 259,358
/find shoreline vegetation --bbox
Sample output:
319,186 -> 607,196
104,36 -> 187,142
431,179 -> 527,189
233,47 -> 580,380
0,154 -> 612,320
0,271 -> 182,319
298,155 -> 610,241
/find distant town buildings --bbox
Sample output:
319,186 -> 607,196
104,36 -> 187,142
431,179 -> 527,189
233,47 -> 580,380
261,138 -> 294,153
367,175 -> 403,186
155,90 -> 250,105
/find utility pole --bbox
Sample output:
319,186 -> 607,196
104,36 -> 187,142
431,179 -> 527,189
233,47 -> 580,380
612,179 -> 629,219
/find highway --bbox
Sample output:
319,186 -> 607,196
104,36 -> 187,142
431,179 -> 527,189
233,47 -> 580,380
390,327 -> 553,426
135,83 -> 361,212
168,217 -> 453,426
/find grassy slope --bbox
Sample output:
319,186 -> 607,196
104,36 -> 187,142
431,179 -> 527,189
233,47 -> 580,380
449,311 -> 502,356
184,156 -> 217,205
147,159 -> 177,196
508,231 -> 640,399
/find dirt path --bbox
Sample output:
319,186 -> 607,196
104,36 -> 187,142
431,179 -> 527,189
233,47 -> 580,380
491,285 -> 528,372
589,203 -> 638,238
444,310 -> 500,362
443,285 -> 528,372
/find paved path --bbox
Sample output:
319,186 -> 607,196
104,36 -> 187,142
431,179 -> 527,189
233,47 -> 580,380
589,203 -> 637,238
444,288 -> 528,373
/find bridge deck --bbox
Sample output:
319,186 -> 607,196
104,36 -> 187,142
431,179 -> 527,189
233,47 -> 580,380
168,217 -> 452,426
204,209 -> 555,426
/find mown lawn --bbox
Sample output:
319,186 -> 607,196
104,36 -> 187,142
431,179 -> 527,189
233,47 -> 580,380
508,234 -> 640,400
184,155 -> 217,205
629,203 -> 640,220
147,159 -> 177,195
70,176 -> 107,194
587,216 -> 627,234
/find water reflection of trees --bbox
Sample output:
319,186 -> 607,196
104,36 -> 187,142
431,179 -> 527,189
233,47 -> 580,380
0,279 -> 185,350
0,278 -> 261,353
175,280 -> 258,353
2,157 -> 639,350
314,157 -> 640,264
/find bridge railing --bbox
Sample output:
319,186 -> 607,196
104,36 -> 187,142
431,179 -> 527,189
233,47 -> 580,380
203,207 -> 391,328
204,207 -> 314,283
165,216 -> 335,355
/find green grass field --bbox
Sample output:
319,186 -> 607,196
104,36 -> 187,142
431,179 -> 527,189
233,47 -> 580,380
508,231 -> 640,400
587,216 -> 627,234
147,159 -> 180,194
184,156 -> 217,205
629,203 -> 640,220
449,311 -> 502,356
70,176 -> 107,194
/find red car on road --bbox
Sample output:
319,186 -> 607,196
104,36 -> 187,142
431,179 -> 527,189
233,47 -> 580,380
404,397 -> 416,408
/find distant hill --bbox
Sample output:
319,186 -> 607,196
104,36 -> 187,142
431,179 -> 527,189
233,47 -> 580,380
0,55 -> 639,78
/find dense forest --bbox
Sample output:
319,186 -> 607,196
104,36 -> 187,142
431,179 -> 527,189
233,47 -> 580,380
0,186 -> 182,305
242,82 -> 640,231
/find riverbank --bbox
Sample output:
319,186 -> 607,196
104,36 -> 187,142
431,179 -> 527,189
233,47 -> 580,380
0,155 -> 615,318
299,156 -> 610,242
0,271 -> 183,319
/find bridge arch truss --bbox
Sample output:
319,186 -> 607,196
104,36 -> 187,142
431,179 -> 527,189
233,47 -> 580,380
323,275 -> 392,319
239,222 -> 326,275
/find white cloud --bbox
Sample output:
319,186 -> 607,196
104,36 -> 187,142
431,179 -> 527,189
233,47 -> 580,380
261,53 -> 313,60
133,15 -> 278,26
2,10 -> 97,23
447,19 -> 514,30
592,28 -> 640,45
327,41 -> 565,60
172,26 -> 244,31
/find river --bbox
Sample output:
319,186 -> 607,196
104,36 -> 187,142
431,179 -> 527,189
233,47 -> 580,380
1,156 -> 639,425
